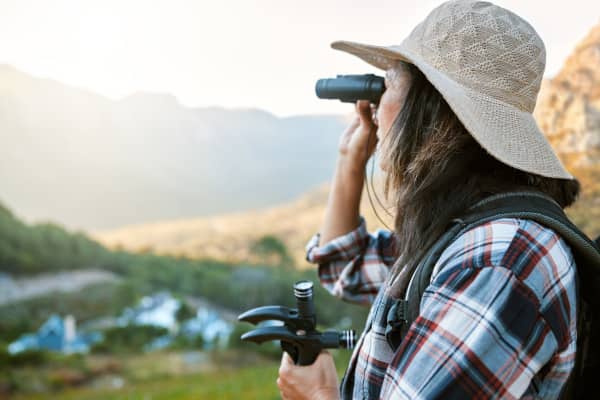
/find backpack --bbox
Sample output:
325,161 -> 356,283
384,191 -> 600,400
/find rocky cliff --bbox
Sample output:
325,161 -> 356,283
535,23 -> 600,166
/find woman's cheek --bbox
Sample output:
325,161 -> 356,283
378,148 -> 390,172
379,159 -> 389,172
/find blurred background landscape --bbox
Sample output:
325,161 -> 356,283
1,1 -> 599,399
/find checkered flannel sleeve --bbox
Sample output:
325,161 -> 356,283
305,216 -> 399,306
379,219 -> 578,400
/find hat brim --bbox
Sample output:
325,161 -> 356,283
331,40 -> 573,180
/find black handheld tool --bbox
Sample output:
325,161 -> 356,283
238,280 -> 356,365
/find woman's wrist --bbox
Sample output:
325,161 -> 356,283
336,154 -> 367,181
333,156 -> 366,208
319,154 -> 365,247
313,386 -> 341,400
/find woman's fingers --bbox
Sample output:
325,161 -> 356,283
356,100 -> 371,122
354,100 -> 377,135
371,103 -> 379,126
280,351 -> 293,369
338,100 -> 379,174
351,101 -> 378,155
277,350 -> 340,400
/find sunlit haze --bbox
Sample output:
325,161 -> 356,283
1,0 -> 598,117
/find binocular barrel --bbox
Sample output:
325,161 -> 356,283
315,74 -> 385,104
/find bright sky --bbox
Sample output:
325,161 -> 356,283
0,0 -> 598,117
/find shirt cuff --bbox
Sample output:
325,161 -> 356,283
305,216 -> 368,264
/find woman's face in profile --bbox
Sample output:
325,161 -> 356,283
375,64 -> 412,171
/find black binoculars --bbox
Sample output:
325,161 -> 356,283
315,74 -> 385,104
238,280 -> 356,365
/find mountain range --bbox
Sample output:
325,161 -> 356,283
0,65 -> 350,230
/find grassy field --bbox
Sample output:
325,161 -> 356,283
12,365 -> 282,400
7,349 -> 352,400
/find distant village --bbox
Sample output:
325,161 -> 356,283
8,292 -> 235,355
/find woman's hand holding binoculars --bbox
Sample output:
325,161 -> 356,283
338,100 -> 379,173
318,99 -> 378,246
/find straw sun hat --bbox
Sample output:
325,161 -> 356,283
331,0 -> 573,179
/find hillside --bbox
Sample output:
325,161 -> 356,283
534,23 -> 600,166
0,64 -> 348,230
95,177 -> 395,268
94,166 -> 600,268
0,200 -> 369,343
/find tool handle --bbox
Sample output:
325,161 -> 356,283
281,341 -> 320,366
296,345 -> 320,366
280,341 -> 299,364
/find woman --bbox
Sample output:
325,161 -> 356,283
277,1 -> 581,399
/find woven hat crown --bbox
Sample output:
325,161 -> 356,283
329,0 -> 573,179
400,0 -> 546,112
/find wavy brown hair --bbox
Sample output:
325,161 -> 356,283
379,62 -> 581,299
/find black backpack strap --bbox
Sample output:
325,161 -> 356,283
402,191 -> 600,318
384,219 -> 466,349
460,191 -> 600,306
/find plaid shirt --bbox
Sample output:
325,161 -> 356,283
305,216 -> 577,399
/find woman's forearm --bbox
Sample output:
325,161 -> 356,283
319,155 -> 365,246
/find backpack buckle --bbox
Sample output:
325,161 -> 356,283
385,299 -> 408,350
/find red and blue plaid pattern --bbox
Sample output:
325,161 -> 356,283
305,216 -> 577,399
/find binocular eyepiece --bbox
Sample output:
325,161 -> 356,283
238,280 -> 356,366
315,74 -> 385,104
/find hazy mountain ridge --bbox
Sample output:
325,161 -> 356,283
0,65 -> 347,230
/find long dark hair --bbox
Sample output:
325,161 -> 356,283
379,62 -> 581,299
